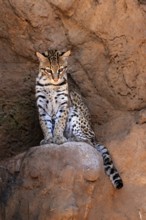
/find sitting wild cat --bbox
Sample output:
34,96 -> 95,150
36,49 -> 123,189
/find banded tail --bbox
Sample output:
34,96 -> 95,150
95,144 -> 123,189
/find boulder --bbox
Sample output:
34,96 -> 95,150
0,142 -> 102,220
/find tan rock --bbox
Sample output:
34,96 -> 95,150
137,108 -> 146,124
0,143 -> 102,220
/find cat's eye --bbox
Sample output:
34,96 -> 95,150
46,69 -> 52,74
44,68 -> 53,75
58,67 -> 64,73
40,68 -> 53,76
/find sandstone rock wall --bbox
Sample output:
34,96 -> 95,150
0,0 -> 146,158
0,0 -> 146,219
0,0 -> 146,217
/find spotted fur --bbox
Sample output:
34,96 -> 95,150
36,49 -> 123,189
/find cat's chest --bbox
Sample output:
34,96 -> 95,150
45,88 -> 68,114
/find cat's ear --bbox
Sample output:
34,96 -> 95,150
36,52 -> 48,63
60,50 -> 71,61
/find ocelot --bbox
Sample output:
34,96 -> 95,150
36,49 -> 123,189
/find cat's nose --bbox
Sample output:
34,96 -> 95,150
54,78 -> 58,82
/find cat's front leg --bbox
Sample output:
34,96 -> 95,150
53,108 -> 68,144
37,100 -> 53,145
39,115 -> 53,145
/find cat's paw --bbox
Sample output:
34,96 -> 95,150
53,135 -> 67,145
40,138 -> 53,145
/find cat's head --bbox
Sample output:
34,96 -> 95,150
36,50 -> 71,85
